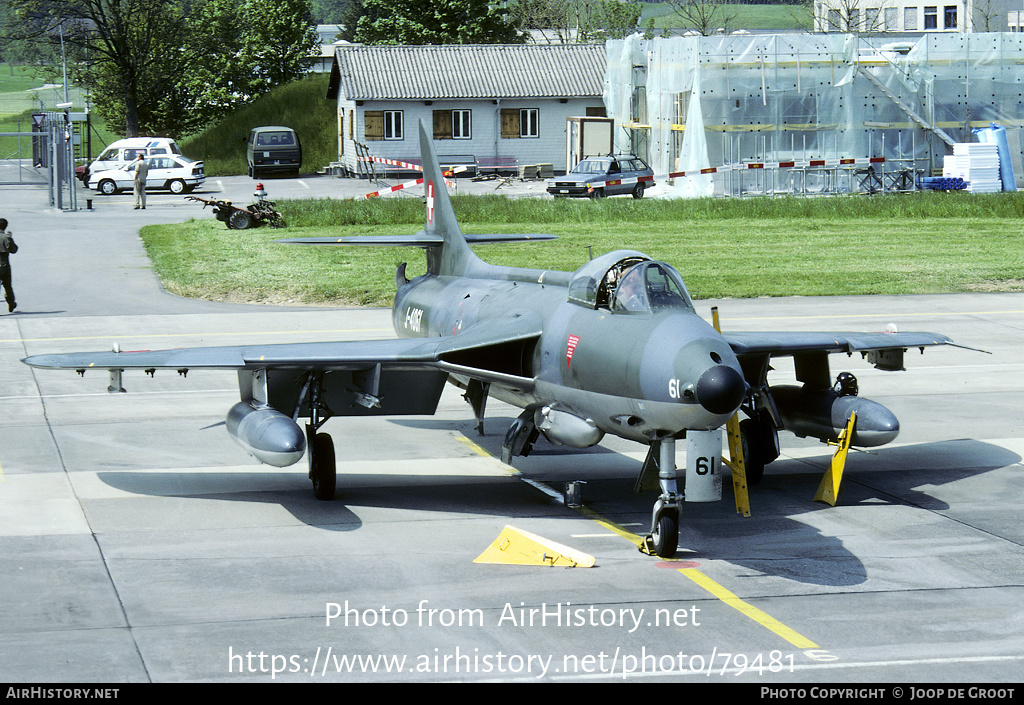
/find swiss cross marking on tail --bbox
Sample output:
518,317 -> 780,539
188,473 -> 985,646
426,180 -> 435,226
566,335 -> 581,368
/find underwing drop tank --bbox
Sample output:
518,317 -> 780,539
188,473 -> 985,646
226,402 -> 306,467
771,385 -> 899,447
535,406 -> 604,448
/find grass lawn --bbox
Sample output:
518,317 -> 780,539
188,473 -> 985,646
139,192 -> 1024,307
641,2 -> 811,31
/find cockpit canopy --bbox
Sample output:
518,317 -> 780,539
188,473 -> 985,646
568,250 -> 695,314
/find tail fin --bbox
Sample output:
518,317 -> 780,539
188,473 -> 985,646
275,119 -> 555,274
417,119 -> 479,276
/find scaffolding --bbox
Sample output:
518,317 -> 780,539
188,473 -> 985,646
604,32 -> 1024,197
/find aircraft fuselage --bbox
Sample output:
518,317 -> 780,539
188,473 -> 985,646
392,266 -> 746,446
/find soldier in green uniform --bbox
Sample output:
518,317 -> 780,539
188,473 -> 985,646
0,218 -> 18,312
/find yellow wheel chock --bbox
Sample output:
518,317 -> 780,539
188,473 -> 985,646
814,411 -> 857,506
474,525 -> 595,567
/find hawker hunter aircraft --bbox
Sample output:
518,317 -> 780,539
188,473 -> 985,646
24,120 -> 963,557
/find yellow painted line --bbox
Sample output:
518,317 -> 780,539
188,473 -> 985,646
455,435 -> 501,465
457,433 -> 820,649
572,506 -> 646,550
677,567 -> 819,650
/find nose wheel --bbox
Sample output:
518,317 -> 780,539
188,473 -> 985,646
644,501 -> 680,557
640,438 -> 682,558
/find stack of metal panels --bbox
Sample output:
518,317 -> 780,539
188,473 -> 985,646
944,143 -> 1002,193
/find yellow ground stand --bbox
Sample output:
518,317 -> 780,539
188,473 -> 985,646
722,414 -> 751,517
814,411 -> 857,506
474,525 -> 596,567
712,307 -> 751,518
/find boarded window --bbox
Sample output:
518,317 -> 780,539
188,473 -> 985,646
365,110 -> 384,140
501,108 -> 520,138
433,110 -> 453,139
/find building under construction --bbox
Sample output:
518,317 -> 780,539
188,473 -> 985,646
603,32 -> 1024,196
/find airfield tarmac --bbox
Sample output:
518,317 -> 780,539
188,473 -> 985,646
1,171 -> 1023,683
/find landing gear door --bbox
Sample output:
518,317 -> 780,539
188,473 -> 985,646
265,368 -> 449,419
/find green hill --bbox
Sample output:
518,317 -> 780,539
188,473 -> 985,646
181,73 -> 337,177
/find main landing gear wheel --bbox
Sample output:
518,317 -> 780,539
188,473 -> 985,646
739,415 -> 779,486
308,429 -> 336,500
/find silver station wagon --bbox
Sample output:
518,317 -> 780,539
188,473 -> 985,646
547,156 -> 655,199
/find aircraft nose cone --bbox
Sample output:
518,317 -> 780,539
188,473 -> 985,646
696,365 -> 745,415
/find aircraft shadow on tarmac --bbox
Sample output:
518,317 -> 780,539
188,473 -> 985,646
94,425 -> 1018,590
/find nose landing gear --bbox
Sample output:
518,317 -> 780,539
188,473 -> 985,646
639,438 -> 681,558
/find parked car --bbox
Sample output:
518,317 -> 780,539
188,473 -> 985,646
76,137 -> 181,183
546,156 -> 655,198
88,155 -> 205,195
246,126 -> 302,178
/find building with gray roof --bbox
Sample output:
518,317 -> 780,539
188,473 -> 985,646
326,44 -> 608,176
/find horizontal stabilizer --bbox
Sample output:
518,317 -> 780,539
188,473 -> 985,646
277,232 -> 556,247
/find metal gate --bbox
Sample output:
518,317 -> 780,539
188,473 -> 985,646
0,112 -> 79,210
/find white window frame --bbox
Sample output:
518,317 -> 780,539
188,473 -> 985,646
520,108 -> 539,138
904,6 -> 918,30
384,110 -> 403,141
944,5 -> 957,28
452,110 -> 471,140
884,7 -> 898,30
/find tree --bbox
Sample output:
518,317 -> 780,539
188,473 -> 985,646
6,0 -> 319,138
665,0 -> 738,36
7,0 -> 203,136
593,0 -> 642,40
354,0 -> 522,44
238,0 -> 320,92
508,0 -> 640,43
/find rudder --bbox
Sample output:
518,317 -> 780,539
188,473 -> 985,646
418,119 -> 478,276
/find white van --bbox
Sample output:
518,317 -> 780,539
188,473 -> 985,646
77,137 -> 181,183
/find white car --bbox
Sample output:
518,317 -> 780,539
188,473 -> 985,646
89,155 -> 206,195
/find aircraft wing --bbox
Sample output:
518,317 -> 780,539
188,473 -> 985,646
22,313 -> 542,392
723,330 -> 955,357
721,329 -> 972,379
22,338 -> 447,372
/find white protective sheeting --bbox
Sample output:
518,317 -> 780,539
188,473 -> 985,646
604,32 -> 1024,197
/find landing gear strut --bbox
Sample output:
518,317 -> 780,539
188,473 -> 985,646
303,372 -> 336,500
641,438 -> 681,558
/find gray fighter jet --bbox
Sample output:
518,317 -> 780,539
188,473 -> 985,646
23,120 -> 962,557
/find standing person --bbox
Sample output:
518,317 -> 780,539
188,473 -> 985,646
127,154 -> 149,209
0,218 -> 17,313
